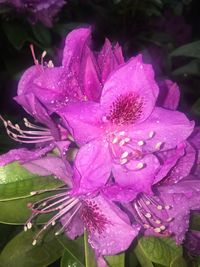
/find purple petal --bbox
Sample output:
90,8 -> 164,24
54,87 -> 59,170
165,142 -> 196,184
17,65 -> 41,96
128,107 -> 194,152
14,93 -> 60,140
97,39 -> 121,83
113,43 -> 125,65
0,144 -> 54,167
157,80 -> 180,110
82,195 -> 139,255
79,45 -> 102,101
154,143 -> 186,184
62,28 -> 91,67
56,101 -> 104,145
100,55 -> 159,124
72,139 -> 112,194
23,155 -> 72,185
112,154 -> 160,193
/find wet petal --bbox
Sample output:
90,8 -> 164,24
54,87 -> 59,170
0,144 -> 54,167
79,45 -> 102,101
73,139 -> 112,194
100,55 -> 159,124
56,101 -> 104,145
62,28 -> 91,67
97,39 -> 121,83
14,93 -> 60,140
154,143 -> 186,184
157,80 -> 180,110
82,195 -> 139,255
128,107 -> 194,152
23,155 -> 72,185
112,154 -> 160,194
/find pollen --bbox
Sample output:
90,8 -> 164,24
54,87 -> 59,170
107,93 -> 143,125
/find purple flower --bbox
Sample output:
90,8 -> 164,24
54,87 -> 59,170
3,0 -> 66,27
56,54 -> 194,198
23,156 -> 139,256
16,28 -> 124,112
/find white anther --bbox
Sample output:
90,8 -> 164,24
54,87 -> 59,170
154,227 -> 161,233
24,226 -> 27,232
155,220 -> 161,225
145,201 -> 150,205
42,51 -> 47,58
119,131 -> 125,136
137,140 -> 144,146
55,232 -> 59,236
155,142 -> 163,150
30,191 -> 36,196
148,131 -> 155,138
145,213 -> 151,218
119,140 -> 125,146
27,222 -> 32,229
124,137 -> 131,143
52,221 -> 56,226
32,240 -> 37,246
121,151 -> 129,159
112,136 -> 118,144
167,217 -> 173,222
144,224 -> 150,229
157,205 -> 163,210
160,225 -> 166,231
120,158 -> 128,165
136,162 -> 144,169
165,205 -> 171,210
47,60 -> 54,68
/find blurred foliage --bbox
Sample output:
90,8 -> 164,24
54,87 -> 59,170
0,0 -> 200,266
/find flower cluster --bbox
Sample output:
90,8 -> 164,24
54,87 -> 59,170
1,27 -> 200,257
1,0 -> 66,27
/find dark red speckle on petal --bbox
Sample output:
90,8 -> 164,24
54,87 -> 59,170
107,93 -> 143,125
81,200 -> 109,234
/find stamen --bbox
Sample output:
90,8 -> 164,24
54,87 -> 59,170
0,116 -> 53,144
136,162 -> 144,169
155,142 -> 163,150
138,140 -> 144,146
121,151 -> 129,159
148,131 -> 155,139
30,44 -> 39,65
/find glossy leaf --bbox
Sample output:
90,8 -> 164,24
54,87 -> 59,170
0,161 -> 64,201
170,255 -> 187,267
57,234 -> 85,267
170,41 -> 200,59
32,23 -> 52,47
134,236 -> 182,267
134,242 -> 154,267
105,253 -> 125,267
61,250 -> 83,267
0,228 -> 63,267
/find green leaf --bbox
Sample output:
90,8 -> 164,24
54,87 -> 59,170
134,242 -> 154,267
57,235 -> 85,267
1,22 -> 30,50
32,23 -> 51,47
84,231 -> 96,267
191,214 -> 200,231
0,193 -> 56,224
0,161 -> 64,201
0,228 -> 63,267
170,255 -> 187,267
172,60 -> 200,76
170,41 -> 200,59
61,250 -> 84,267
134,236 -> 183,267
105,253 -> 125,267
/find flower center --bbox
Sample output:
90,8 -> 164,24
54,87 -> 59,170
107,93 -> 143,125
81,200 -> 109,234
132,193 -> 173,235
